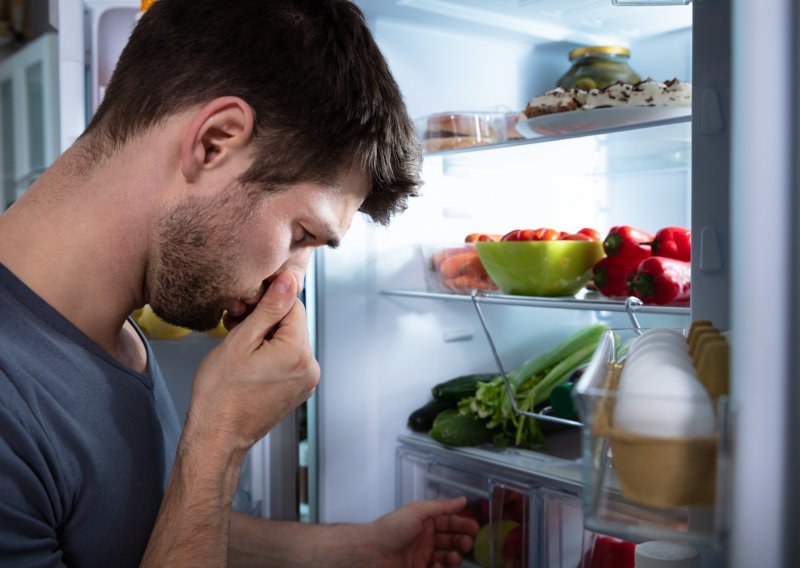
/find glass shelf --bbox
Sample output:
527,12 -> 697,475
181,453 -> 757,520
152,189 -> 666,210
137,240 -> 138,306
381,288 -> 690,317
423,112 -> 691,158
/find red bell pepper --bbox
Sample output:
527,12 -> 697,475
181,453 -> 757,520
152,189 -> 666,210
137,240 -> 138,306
603,226 -> 653,266
628,256 -> 691,305
644,226 -> 692,261
592,257 -> 634,298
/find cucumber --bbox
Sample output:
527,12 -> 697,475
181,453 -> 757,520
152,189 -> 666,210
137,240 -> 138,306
431,373 -> 497,403
407,399 -> 455,433
429,409 -> 493,447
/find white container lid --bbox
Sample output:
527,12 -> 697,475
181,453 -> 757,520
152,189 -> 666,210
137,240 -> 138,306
635,541 -> 700,568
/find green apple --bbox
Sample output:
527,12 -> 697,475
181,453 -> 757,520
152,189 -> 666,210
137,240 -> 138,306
473,520 -> 520,568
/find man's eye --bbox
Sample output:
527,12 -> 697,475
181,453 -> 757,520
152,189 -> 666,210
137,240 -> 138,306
297,229 -> 316,245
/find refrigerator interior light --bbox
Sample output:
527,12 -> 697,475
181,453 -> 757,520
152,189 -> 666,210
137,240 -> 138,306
397,0 -> 589,42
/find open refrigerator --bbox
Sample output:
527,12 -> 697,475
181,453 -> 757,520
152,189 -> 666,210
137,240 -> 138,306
42,0 -> 799,566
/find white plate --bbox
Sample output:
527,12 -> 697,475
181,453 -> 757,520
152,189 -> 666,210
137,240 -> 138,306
516,106 -> 691,138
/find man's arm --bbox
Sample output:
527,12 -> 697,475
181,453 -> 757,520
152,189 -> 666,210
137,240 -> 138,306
228,499 -> 478,568
228,513 -> 372,567
140,433 -> 245,566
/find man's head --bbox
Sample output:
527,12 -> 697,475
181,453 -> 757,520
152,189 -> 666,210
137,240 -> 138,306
77,0 -> 422,330
82,0 -> 421,226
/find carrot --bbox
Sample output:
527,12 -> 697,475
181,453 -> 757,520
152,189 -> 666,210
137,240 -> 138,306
430,246 -> 472,270
461,254 -> 490,279
439,252 -> 479,278
445,275 -> 496,293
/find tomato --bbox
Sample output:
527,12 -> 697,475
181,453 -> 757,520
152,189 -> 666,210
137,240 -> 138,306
578,227 -> 602,241
501,229 -> 537,241
465,233 -> 494,243
561,233 -> 593,241
533,228 -> 559,241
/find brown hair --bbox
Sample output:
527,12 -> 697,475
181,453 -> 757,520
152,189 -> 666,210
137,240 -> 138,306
81,0 -> 421,224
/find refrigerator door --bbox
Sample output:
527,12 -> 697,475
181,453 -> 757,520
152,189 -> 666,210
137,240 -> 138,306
730,0 -> 799,565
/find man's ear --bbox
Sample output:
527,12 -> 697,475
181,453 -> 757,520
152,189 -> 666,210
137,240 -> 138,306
180,96 -> 255,182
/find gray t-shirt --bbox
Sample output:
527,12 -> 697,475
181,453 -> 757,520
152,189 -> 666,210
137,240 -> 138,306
0,263 -> 181,567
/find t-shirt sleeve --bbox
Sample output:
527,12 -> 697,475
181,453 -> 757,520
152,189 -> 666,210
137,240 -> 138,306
0,376 -> 67,567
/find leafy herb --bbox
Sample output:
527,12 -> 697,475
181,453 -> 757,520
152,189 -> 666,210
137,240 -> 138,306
458,324 -> 607,449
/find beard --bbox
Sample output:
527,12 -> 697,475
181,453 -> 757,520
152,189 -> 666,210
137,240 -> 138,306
148,182 -> 257,331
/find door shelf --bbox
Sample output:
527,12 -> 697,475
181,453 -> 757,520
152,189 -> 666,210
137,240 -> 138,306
572,329 -> 729,549
381,288 -> 690,317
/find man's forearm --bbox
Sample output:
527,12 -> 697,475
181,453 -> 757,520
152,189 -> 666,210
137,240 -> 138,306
141,433 -> 245,567
229,513 -> 375,568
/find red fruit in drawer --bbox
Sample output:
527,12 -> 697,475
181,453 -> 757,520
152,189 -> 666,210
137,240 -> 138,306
455,502 -> 479,524
502,524 -> 529,568
590,535 -> 636,568
480,489 -> 527,524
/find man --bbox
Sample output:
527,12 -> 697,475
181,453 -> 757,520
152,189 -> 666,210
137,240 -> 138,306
0,0 -> 478,566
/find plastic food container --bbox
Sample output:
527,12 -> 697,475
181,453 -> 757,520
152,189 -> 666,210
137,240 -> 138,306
556,46 -> 642,91
420,244 -> 498,295
572,328 -> 728,547
416,111 -> 521,153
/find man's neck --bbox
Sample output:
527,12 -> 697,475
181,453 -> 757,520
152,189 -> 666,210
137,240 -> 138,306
0,144 -> 153,364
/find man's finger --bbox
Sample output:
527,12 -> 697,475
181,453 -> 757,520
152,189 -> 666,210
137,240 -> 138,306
236,271 -> 298,347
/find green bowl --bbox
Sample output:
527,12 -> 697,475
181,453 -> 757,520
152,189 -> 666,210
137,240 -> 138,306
475,240 -> 605,297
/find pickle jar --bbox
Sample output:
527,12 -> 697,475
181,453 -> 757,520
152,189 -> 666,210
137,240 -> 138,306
556,46 -> 641,91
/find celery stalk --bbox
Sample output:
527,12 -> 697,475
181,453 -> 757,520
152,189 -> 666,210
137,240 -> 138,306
527,342 -> 599,408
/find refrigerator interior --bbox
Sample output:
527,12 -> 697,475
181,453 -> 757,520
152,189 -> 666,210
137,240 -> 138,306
316,0 -> 697,531
44,0 -> 741,564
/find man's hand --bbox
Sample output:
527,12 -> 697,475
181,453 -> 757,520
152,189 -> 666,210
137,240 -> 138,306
142,271 -> 319,567
368,497 -> 480,567
227,498 -> 480,568
186,271 -> 320,453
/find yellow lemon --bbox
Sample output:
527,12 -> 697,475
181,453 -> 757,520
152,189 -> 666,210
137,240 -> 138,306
132,304 -> 193,340
206,316 -> 228,339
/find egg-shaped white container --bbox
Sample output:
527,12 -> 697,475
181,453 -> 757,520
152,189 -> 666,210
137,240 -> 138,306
627,329 -> 688,358
613,365 -> 715,438
619,346 -> 696,390
625,339 -> 691,366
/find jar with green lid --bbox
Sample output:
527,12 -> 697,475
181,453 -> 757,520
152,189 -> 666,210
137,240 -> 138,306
556,46 -> 641,91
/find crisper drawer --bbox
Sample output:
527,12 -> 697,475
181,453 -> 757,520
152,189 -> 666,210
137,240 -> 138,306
396,444 -> 585,567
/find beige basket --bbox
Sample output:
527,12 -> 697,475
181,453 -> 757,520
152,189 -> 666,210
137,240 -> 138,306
594,363 -> 717,509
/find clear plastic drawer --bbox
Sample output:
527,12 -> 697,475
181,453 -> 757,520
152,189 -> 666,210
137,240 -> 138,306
396,444 -> 589,567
